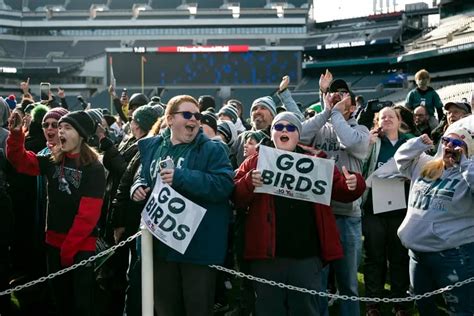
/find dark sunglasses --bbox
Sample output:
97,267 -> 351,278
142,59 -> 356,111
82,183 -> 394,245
273,123 -> 297,132
173,111 -> 202,120
441,136 -> 466,148
42,122 -> 58,129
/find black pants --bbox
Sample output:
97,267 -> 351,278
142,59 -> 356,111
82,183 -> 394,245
362,213 -> 410,306
47,246 -> 96,316
153,257 -> 216,316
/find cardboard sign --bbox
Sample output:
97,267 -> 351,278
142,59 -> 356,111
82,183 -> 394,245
371,177 -> 406,214
254,145 -> 335,205
142,181 -> 207,254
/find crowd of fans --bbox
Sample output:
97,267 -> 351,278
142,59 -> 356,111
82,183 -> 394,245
0,69 -> 472,316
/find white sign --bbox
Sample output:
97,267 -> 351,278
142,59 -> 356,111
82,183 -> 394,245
254,145 -> 335,205
141,181 -> 207,254
372,177 -> 406,214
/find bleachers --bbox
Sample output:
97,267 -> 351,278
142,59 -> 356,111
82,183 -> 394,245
26,41 -> 72,58
66,0 -> 107,10
68,40 -> 121,57
351,74 -> 387,89
160,88 -> 220,104
206,39 -> 266,46
437,82 -> 474,104
197,0 -> 224,9
230,87 -> 276,114
237,0 -> 266,9
279,38 -> 307,46
109,0 -> 137,10
133,39 -> 194,47
150,0 -> 182,10
288,0 -> 309,8
0,40 -> 25,58
4,0 -> 23,10
29,0 -> 65,10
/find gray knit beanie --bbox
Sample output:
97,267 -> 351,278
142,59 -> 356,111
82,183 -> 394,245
251,96 -> 277,118
271,111 -> 303,137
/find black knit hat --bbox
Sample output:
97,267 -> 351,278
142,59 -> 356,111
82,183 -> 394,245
59,111 -> 96,139
129,93 -> 149,108
218,105 -> 238,124
201,111 -> 218,134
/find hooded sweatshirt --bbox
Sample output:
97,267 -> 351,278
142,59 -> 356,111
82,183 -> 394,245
300,108 -> 370,217
395,137 -> 474,252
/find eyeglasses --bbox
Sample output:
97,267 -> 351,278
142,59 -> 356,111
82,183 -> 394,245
42,122 -> 58,129
172,111 -> 202,120
273,123 -> 297,132
441,136 -> 466,148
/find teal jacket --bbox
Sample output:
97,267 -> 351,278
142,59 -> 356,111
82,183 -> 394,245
132,130 -> 234,265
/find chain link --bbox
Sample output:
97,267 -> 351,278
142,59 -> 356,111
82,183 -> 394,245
0,231 -> 142,297
209,264 -> 474,303
2,230 -> 473,305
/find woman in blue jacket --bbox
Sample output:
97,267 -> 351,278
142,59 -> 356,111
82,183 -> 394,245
131,95 -> 234,316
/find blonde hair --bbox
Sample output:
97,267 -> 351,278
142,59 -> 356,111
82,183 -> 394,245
415,69 -> 430,81
420,158 -> 444,180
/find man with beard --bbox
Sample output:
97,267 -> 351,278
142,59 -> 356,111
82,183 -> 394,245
413,105 -> 431,136
230,76 -> 303,167
432,101 -> 471,147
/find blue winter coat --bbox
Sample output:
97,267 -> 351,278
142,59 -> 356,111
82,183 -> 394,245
132,130 -> 234,265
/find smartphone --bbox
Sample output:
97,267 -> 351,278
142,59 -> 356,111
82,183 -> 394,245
159,157 -> 174,170
40,82 -> 50,101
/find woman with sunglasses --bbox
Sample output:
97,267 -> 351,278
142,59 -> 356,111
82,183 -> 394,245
233,112 -> 365,316
395,127 -> 474,315
7,110 -> 105,316
131,95 -> 234,316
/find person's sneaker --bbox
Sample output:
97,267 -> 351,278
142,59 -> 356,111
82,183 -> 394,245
366,304 -> 381,316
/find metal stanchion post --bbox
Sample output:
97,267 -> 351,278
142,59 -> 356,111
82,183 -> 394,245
141,227 -> 154,316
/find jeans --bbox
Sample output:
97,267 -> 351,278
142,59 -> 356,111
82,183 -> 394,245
410,242 -> 474,316
320,215 -> 362,316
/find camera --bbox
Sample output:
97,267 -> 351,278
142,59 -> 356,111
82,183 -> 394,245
368,99 -> 393,112
159,157 -> 174,170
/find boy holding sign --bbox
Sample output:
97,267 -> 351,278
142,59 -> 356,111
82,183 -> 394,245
131,95 -> 234,316
233,112 -> 366,316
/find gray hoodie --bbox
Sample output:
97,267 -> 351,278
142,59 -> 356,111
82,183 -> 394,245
395,137 -> 474,252
300,108 -> 370,216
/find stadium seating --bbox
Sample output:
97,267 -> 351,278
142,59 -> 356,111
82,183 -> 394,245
4,0 -> 23,10
150,0 -> 182,10
109,0 -> 137,10
25,41 -> 72,58
68,40 -> 121,57
29,0 -> 65,11
0,40 -> 25,58
238,0 -> 266,9
206,39 -> 266,46
66,0 -> 107,10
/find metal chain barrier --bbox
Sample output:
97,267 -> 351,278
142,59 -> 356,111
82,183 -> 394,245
209,264 -> 474,303
2,229 -> 474,304
0,231 -> 142,297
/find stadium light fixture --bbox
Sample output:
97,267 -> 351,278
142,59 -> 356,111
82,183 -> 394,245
187,3 -> 198,16
89,4 -> 109,19
132,4 -> 151,18
223,3 -> 240,19
270,3 -> 285,18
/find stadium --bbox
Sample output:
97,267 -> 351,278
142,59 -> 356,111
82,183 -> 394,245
1,1 -> 474,316
0,0 -> 472,115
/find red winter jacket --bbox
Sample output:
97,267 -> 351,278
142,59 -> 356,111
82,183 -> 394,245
233,150 -> 366,263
